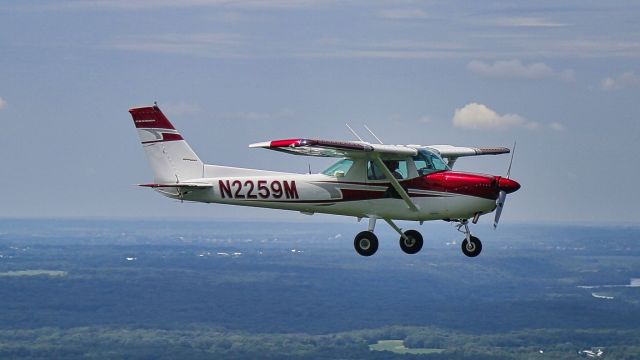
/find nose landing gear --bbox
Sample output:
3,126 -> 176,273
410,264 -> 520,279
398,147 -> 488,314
461,236 -> 482,257
456,219 -> 482,257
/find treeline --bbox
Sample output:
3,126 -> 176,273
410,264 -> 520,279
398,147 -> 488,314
1,326 -> 640,360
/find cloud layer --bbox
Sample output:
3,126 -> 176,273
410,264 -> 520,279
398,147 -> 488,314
378,8 -> 428,20
467,60 -> 574,81
490,17 -> 568,28
108,33 -> 246,58
0,97 -> 6,109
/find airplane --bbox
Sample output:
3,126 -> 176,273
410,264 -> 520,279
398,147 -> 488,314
129,104 -> 520,257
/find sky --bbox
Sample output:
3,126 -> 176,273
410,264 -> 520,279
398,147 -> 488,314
0,0 -> 639,224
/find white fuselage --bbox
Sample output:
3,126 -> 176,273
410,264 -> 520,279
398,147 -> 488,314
160,172 -> 497,221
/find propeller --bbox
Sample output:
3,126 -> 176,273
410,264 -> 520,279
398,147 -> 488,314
493,190 -> 507,229
494,142 -> 517,229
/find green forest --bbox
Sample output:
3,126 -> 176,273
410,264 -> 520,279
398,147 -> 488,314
0,219 -> 639,359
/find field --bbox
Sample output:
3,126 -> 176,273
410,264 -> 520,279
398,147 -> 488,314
369,340 -> 444,355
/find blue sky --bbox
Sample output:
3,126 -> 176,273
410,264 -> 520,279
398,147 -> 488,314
1,0 -> 639,224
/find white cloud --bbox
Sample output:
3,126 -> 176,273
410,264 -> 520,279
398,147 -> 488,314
601,71 -> 640,91
304,36 -> 640,60
108,33 -> 247,58
452,103 -> 532,130
467,59 -> 574,81
297,39 -> 474,60
26,0 -> 327,11
378,8 -> 428,20
107,31 -> 640,61
549,122 -> 566,131
0,97 -> 6,109
491,17 -> 568,28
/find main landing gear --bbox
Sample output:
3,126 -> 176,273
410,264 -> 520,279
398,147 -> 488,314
353,218 -> 423,256
353,231 -> 378,256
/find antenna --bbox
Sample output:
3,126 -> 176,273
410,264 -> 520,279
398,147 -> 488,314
345,123 -> 364,141
506,141 -> 516,178
308,162 -> 312,174
364,125 -> 383,144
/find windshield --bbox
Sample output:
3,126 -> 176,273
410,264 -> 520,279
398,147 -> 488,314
322,159 -> 354,177
413,149 -> 449,175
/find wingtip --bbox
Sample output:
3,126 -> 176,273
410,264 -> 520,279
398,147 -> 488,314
249,141 -> 271,148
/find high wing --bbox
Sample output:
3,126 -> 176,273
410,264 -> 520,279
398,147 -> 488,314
426,145 -> 510,168
249,138 -> 417,158
250,138 -> 420,211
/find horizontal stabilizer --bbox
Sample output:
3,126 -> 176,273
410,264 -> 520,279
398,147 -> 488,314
139,183 -> 212,188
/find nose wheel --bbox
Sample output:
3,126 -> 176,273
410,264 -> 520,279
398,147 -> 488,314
456,220 -> 482,257
461,236 -> 482,257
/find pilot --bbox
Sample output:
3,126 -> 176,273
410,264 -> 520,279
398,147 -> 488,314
384,160 -> 404,179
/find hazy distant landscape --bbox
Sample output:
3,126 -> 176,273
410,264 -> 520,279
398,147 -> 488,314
0,219 -> 639,359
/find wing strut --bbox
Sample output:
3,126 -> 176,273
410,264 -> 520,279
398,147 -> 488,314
372,155 -> 419,212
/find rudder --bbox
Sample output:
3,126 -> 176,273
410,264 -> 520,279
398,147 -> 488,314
129,105 -> 204,183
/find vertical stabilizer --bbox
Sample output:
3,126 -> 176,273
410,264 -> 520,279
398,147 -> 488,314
129,105 -> 204,183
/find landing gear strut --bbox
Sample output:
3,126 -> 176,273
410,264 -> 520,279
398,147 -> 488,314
456,219 -> 482,257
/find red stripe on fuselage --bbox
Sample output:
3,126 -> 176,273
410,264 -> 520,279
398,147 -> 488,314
316,171 -> 503,200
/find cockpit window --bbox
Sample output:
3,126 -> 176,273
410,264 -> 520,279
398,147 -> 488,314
368,160 -> 408,180
413,149 -> 449,175
322,159 -> 354,177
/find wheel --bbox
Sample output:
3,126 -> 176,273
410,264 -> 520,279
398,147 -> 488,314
354,231 -> 379,256
399,230 -> 423,254
461,236 -> 482,257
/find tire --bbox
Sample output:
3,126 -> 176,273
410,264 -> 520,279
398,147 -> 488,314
461,236 -> 482,257
399,230 -> 423,254
354,231 -> 379,256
